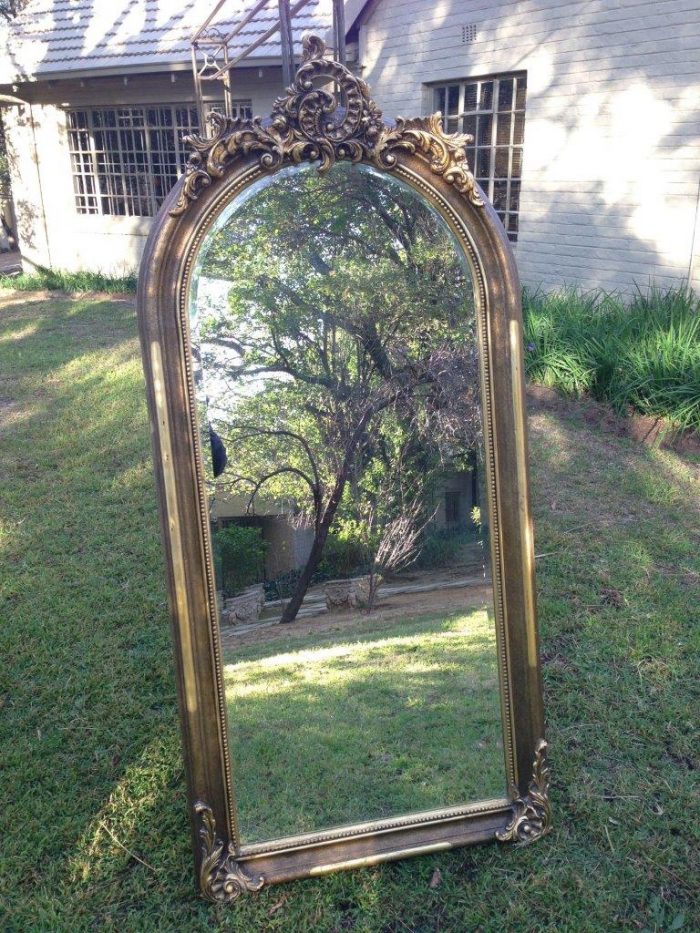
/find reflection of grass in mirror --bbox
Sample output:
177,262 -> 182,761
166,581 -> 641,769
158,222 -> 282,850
223,609 -> 504,843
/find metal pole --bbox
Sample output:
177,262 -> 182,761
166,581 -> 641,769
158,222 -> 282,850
191,0 -> 228,45
222,44 -> 232,118
194,0 -> 312,85
192,45 -> 206,129
332,0 -> 346,66
278,0 -> 295,87
210,0 -> 271,52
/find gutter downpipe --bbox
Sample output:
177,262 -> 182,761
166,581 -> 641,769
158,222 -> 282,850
27,101 -> 53,269
688,176 -> 700,289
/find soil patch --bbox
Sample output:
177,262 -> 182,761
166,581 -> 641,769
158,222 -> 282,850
220,581 -> 493,652
526,384 -> 700,455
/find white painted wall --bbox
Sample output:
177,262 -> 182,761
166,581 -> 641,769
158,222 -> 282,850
356,0 -> 700,294
2,67 -> 286,274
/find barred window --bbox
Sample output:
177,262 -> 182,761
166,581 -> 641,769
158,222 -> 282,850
434,74 -> 526,241
67,101 -> 251,217
204,99 -> 253,121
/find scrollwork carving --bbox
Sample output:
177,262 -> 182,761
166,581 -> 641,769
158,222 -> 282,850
170,35 -> 482,216
373,113 -> 483,206
194,801 -> 265,902
496,739 -> 552,845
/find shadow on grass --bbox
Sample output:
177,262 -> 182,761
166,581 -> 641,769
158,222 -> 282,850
0,295 -> 194,925
527,399 -> 699,915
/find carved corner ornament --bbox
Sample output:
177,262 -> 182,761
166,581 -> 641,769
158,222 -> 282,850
194,801 -> 265,903
496,739 -> 552,845
170,34 -> 483,217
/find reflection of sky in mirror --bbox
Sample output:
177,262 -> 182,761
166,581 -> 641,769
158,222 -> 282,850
189,167 -> 306,422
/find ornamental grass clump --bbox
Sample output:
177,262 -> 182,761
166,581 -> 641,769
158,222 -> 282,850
0,267 -> 137,293
522,285 -> 700,433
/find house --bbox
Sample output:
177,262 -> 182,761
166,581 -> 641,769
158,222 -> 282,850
0,1 -> 335,274
210,466 -> 480,583
348,0 -> 700,294
1,0 -> 699,294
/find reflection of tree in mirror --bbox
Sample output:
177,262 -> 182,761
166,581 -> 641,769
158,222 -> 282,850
196,163 -> 481,623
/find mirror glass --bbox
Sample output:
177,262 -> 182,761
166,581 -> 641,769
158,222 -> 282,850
189,162 -> 505,845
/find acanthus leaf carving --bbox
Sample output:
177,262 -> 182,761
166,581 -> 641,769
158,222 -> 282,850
372,113 -> 482,206
194,801 -> 265,903
496,739 -> 552,845
170,36 -> 482,217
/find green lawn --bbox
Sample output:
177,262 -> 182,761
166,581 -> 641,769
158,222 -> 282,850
224,610 -> 504,843
1,293 -> 698,931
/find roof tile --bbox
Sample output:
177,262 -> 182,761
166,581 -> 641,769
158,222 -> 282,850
5,0 -> 334,78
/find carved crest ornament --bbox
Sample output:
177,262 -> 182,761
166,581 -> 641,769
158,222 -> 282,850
164,36 -> 551,904
170,34 -> 483,217
496,739 -> 553,845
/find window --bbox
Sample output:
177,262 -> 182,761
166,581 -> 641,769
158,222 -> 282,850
67,101 -> 252,217
204,100 -> 253,121
433,74 -> 526,241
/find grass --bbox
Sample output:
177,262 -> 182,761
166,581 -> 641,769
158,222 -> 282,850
0,267 -> 137,293
1,292 -> 699,931
522,285 -> 700,433
224,610 -> 503,843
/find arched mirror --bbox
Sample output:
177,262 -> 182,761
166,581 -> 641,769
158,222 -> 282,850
137,38 -> 549,902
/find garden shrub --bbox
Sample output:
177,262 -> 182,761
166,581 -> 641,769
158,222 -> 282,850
264,568 -> 301,601
317,519 -> 373,579
212,524 -> 266,597
415,526 -> 479,569
522,285 -> 700,433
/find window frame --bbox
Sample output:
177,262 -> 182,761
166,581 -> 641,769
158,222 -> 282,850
66,101 -> 252,218
432,74 -> 526,242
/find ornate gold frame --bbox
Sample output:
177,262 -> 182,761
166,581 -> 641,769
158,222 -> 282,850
136,37 -> 549,903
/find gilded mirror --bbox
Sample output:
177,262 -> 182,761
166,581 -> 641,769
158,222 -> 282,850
137,37 -> 549,902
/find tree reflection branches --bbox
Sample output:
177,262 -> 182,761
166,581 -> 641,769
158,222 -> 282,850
196,164 -> 481,623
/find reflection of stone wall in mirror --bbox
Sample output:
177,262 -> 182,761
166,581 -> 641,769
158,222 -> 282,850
188,162 -> 505,844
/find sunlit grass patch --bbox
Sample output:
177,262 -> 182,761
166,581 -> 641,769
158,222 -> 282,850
0,268 -> 137,294
224,610 -> 504,843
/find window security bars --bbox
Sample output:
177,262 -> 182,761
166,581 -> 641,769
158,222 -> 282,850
67,102 -> 252,217
434,74 -> 526,242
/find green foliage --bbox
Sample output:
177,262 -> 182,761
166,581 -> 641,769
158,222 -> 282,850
194,164 -> 483,621
523,285 -> 700,432
415,526 -> 478,569
264,567 -> 302,600
0,0 -> 29,20
0,267 -> 137,293
196,162 -> 480,524
317,518 -> 374,579
212,524 -> 266,596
